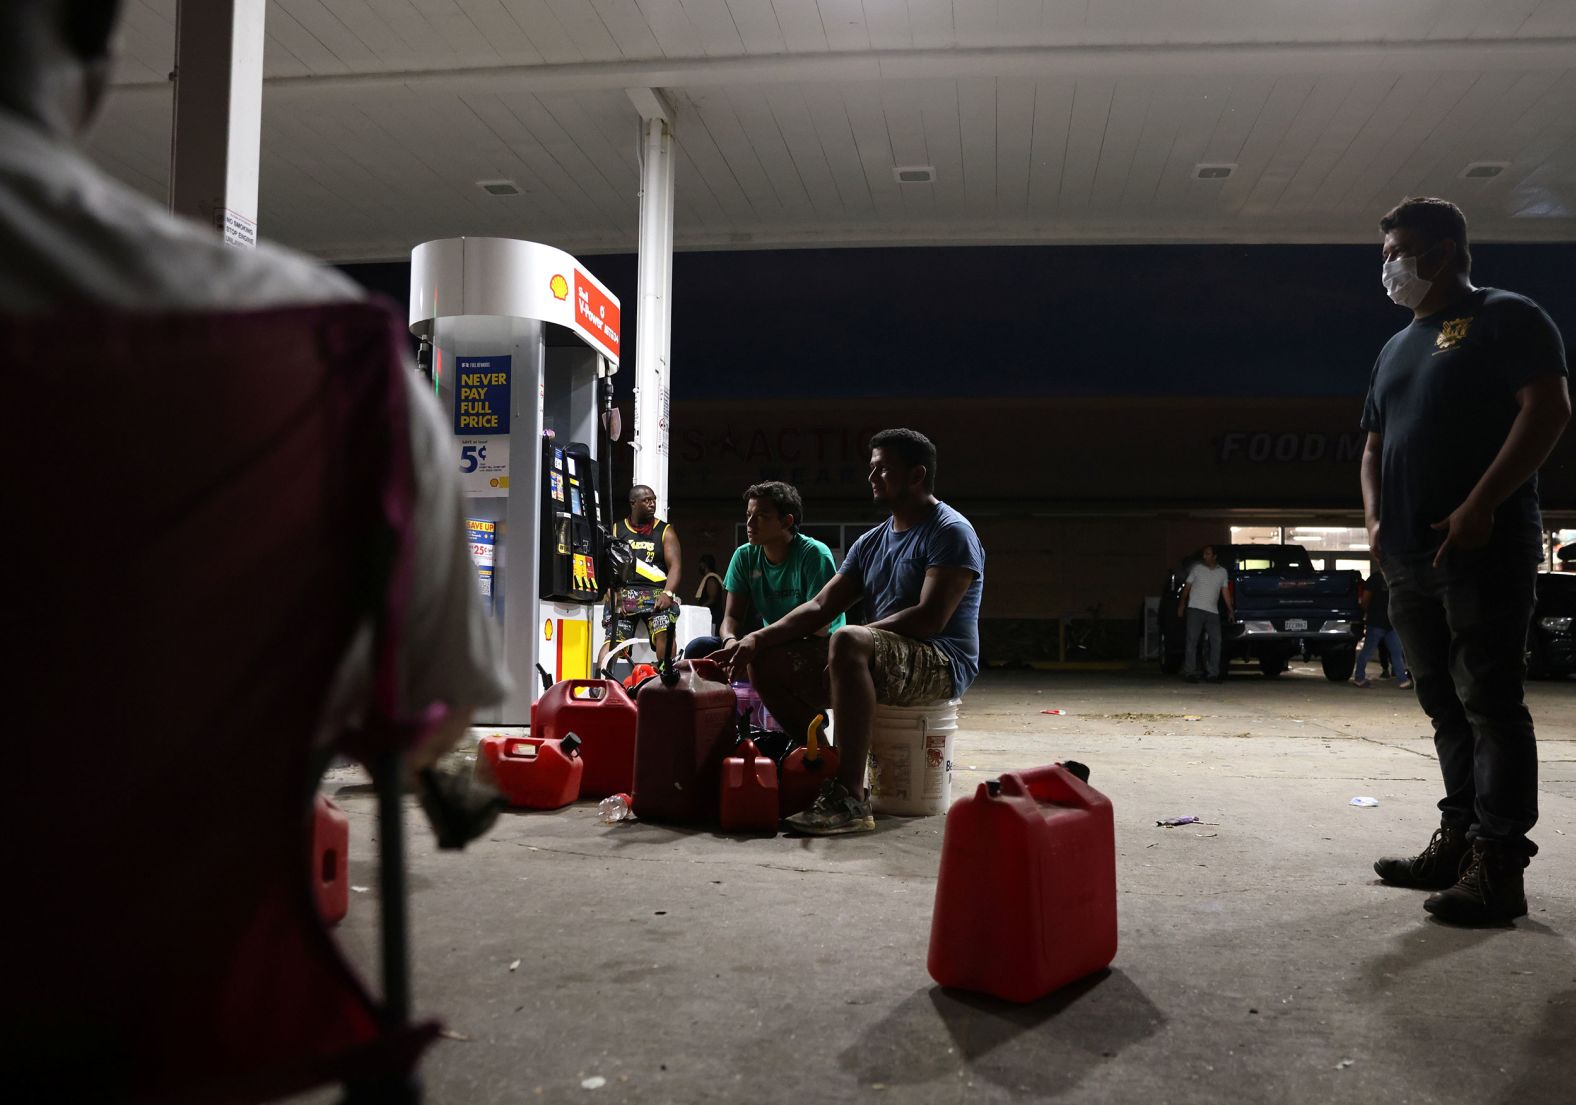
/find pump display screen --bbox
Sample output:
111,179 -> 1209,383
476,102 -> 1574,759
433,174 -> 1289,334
570,486 -> 583,515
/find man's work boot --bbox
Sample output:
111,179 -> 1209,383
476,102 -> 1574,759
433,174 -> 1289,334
1373,825 -> 1470,890
1424,841 -> 1529,925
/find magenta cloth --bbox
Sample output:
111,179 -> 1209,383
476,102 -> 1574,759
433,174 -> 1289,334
4,302 -> 438,1102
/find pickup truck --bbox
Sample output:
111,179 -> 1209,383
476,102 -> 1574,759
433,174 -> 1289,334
1159,544 -> 1366,681
1528,571 -> 1576,680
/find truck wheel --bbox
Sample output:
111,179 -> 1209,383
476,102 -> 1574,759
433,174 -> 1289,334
1259,655 -> 1288,678
1322,648 -> 1356,682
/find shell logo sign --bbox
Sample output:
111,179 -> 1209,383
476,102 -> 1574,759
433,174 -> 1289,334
549,273 -> 569,300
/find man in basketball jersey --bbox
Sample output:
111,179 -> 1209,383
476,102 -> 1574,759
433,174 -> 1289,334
601,484 -> 683,667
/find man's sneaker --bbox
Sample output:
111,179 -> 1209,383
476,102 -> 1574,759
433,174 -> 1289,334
784,780 -> 874,836
1424,841 -> 1529,924
1374,825 -> 1470,890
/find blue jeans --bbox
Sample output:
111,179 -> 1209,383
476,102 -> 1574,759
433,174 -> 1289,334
1355,626 -> 1407,683
1384,544 -> 1539,856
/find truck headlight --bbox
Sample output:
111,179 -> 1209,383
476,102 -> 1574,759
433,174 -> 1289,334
1540,616 -> 1573,632
1243,621 -> 1276,634
1321,620 -> 1351,634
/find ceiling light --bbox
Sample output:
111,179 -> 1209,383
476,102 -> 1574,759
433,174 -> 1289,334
478,180 -> 521,196
893,166 -> 935,184
1461,162 -> 1508,180
1193,163 -> 1235,181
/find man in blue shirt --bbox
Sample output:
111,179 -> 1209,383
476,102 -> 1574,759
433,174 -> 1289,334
718,429 -> 985,836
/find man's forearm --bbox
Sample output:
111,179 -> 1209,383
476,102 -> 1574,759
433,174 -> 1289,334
1360,446 -> 1381,528
1467,403 -> 1570,513
868,605 -> 942,640
752,599 -> 835,647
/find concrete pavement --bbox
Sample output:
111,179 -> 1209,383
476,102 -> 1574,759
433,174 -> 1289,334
303,665 -> 1576,1104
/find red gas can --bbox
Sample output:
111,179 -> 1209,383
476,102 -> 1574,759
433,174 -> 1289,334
779,714 -> 839,817
534,679 -> 638,799
476,733 -> 584,810
311,794 -> 350,927
719,738 -> 780,834
632,660 -> 737,823
927,763 -> 1117,1002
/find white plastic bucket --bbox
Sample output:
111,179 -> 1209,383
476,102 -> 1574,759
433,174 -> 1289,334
867,699 -> 960,816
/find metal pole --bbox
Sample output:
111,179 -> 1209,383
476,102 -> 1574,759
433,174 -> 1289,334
376,748 -> 411,1030
628,89 -> 676,518
170,0 -> 265,246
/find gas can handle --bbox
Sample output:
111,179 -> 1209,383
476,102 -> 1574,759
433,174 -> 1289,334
503,738 -> 540,760
998,763 -> 1096,807
565,679 -> 617,702
689,658 -> 727,683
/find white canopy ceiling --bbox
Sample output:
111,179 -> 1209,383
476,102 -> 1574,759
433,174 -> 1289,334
90,1 -> 1576,260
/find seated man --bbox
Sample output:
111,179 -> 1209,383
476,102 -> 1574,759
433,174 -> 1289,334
717,429 -> 984,836
685,481 -> 844,660
0,0 -> 508,769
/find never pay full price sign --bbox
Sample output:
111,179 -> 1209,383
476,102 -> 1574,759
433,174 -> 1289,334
455,355 -> 510,434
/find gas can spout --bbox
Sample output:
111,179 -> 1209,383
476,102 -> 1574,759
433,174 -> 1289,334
805,713 -> 827,764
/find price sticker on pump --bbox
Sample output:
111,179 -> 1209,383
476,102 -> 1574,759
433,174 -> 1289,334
458,437 -> 510,496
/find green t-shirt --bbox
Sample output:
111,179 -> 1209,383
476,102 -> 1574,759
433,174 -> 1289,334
724,534 -> 846,632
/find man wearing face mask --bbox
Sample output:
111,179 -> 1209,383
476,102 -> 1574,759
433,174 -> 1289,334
1363,197 -> 1570,924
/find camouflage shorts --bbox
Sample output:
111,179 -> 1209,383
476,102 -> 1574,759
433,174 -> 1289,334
766,627 -> 953,707
866,627 -> 955,705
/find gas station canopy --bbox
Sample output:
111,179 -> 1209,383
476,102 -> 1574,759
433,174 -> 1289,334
97,2 -> 1576,260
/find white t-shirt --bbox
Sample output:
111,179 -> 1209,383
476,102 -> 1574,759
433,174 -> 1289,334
1184,563 -> 1230,613
0,108 -> 509,722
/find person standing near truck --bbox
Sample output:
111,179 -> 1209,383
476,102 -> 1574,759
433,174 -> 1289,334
1352,570 -> 1410,690
1363,197 -> 1570,925
1177,546 -> 1234,683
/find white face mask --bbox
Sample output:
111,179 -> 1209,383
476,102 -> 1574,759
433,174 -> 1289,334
1382,253 -> 1440,310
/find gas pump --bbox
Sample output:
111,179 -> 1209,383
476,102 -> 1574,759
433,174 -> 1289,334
410,238 -> 622,725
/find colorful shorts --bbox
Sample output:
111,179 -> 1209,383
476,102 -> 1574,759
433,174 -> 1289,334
604,588 -> 675,644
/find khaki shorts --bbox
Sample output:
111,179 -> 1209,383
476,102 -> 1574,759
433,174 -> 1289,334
769,627 -> 954,707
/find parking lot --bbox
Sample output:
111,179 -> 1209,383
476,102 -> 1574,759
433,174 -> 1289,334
308,666 -> 1576,1105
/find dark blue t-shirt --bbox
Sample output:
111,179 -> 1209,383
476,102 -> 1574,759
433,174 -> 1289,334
839,502 -> 985,695
1361,287 -> 1567,558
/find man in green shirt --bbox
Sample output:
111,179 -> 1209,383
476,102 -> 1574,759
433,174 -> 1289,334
685,482 -> 843,672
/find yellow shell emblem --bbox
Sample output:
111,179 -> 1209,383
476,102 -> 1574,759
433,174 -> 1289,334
549,273 -> 569,301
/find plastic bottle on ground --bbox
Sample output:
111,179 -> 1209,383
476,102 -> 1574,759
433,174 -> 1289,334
598,793 -> 635,824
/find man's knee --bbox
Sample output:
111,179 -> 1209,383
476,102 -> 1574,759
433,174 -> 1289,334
829,626 -> 875,673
